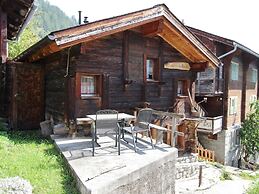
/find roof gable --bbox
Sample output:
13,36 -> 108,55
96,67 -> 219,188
16,4 -> 220,68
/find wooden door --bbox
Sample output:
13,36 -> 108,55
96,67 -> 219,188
11,63 -> 44,129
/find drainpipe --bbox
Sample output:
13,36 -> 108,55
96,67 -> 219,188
218,42 -> 238,130
218,42 -> 238,59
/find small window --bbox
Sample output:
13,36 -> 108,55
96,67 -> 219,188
251,68 -> 257,83
229,96 -> 238,115
177,80 -> 187,96
81,76 -> 96,97
231,62 -> 239,80
79,74 -> 101,99
146,58 -> 159,81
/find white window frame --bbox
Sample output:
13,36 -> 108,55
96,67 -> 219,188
231,62 -> 239,81
81,75 -> 97,97
251,68 -> 257,83
229,96 -> 238,115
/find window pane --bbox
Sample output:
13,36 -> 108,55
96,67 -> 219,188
177,81 -> 184,95
81,76 -> 96,96
146,59 -> 154,80
252,69 -> 257,83
231,62 -> 239,80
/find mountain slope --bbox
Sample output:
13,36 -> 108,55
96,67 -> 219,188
8,0 -> 77,58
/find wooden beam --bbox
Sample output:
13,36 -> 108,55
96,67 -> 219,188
122,30 -> 129,90
190,62 -> 209,72
222,54 -> 234,129
241,64 -> 248,122
141,20 -> 163,37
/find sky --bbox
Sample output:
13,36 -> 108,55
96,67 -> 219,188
47,0 -> 259,54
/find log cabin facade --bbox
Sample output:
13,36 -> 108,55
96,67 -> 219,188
7,4 -> 220,129
189,27 -> 259,166
0,0 -> 36,117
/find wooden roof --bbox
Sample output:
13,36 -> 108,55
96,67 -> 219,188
1,0 -> 35,40
16,4 -> 220,68
188,26 -> 259,59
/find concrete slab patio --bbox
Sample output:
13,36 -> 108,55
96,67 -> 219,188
51,134 -> 178,194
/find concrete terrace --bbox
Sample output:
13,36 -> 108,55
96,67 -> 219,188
51,134 -> 178,194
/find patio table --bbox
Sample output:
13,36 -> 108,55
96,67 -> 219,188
86,113 -> 136,155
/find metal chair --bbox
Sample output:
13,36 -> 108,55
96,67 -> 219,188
92,109 -> 121,156
122,108 -> 154,152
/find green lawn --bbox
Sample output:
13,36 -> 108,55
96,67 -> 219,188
0,129 -> 78,194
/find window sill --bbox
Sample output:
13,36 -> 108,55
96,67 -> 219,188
81,96 -> 101,100
146,80 -> 165,85
176,95 -> 188,98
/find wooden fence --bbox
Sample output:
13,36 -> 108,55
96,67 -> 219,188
196,146 -> 215,162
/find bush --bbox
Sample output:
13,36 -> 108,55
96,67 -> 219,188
240,100 -> 259,164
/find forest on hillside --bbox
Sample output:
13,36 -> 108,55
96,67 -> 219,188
8,0 -> 77,59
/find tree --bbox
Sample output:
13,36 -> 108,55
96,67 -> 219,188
240,100 -> 259,164
8,20 -> 40,59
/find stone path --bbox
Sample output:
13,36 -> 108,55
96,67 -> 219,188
176,163 -> 255,194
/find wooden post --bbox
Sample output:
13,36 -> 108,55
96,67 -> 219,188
122,31 -> 129,91
11,64 -> 18,130
171,117 -> 177,147
222,55 -> 233,129
198,165 -> 202,187
241,64 -> 248,122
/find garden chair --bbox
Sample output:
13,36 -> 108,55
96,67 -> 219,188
122,108 -> 154,152
92,109 -> 121,156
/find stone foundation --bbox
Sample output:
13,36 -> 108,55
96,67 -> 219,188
176,154 -> 203,179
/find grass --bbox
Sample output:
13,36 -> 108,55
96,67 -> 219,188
0,129 -> 78,194
239,172 -> 259,180
220,170 -> 232,180
247,180 -> 259,194
239,172 -> 259,194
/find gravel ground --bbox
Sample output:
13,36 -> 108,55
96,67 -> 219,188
0,177 -> 32,194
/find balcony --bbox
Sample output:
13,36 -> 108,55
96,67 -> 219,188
197,116 -> 223,134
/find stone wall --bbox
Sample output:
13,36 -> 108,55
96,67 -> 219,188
198,126 -> 241,167
176,154 -> 202,179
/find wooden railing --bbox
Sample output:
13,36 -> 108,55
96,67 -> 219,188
196,146 -> 215,162
197,116 -> 223,134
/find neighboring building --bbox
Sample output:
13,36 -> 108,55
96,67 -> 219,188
189,26 -> 259,166
0,0 -> 36,116
6,4 -> 220,129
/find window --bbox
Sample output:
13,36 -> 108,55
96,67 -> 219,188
231,62 -> 239,80
251,68 -> 257,83
78,74 -> 101,99
145,58 -> 159,81
229,96 -> 238,115
177,80 -> 187,96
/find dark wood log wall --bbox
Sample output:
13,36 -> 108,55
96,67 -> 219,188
75,30 -> 195,117
44,53 -> 69,123
5,62 -> 44,129
0,9 -> 7,116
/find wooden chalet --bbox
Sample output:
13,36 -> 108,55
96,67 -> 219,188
7,4 -> 220,130
0,0 -> 36,116
188,26 -> 259,166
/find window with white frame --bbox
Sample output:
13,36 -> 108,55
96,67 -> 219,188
231,62 -> 239,81
229,96 -> 238,115
251,68 -> 257,83
81,76 -> 97,97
